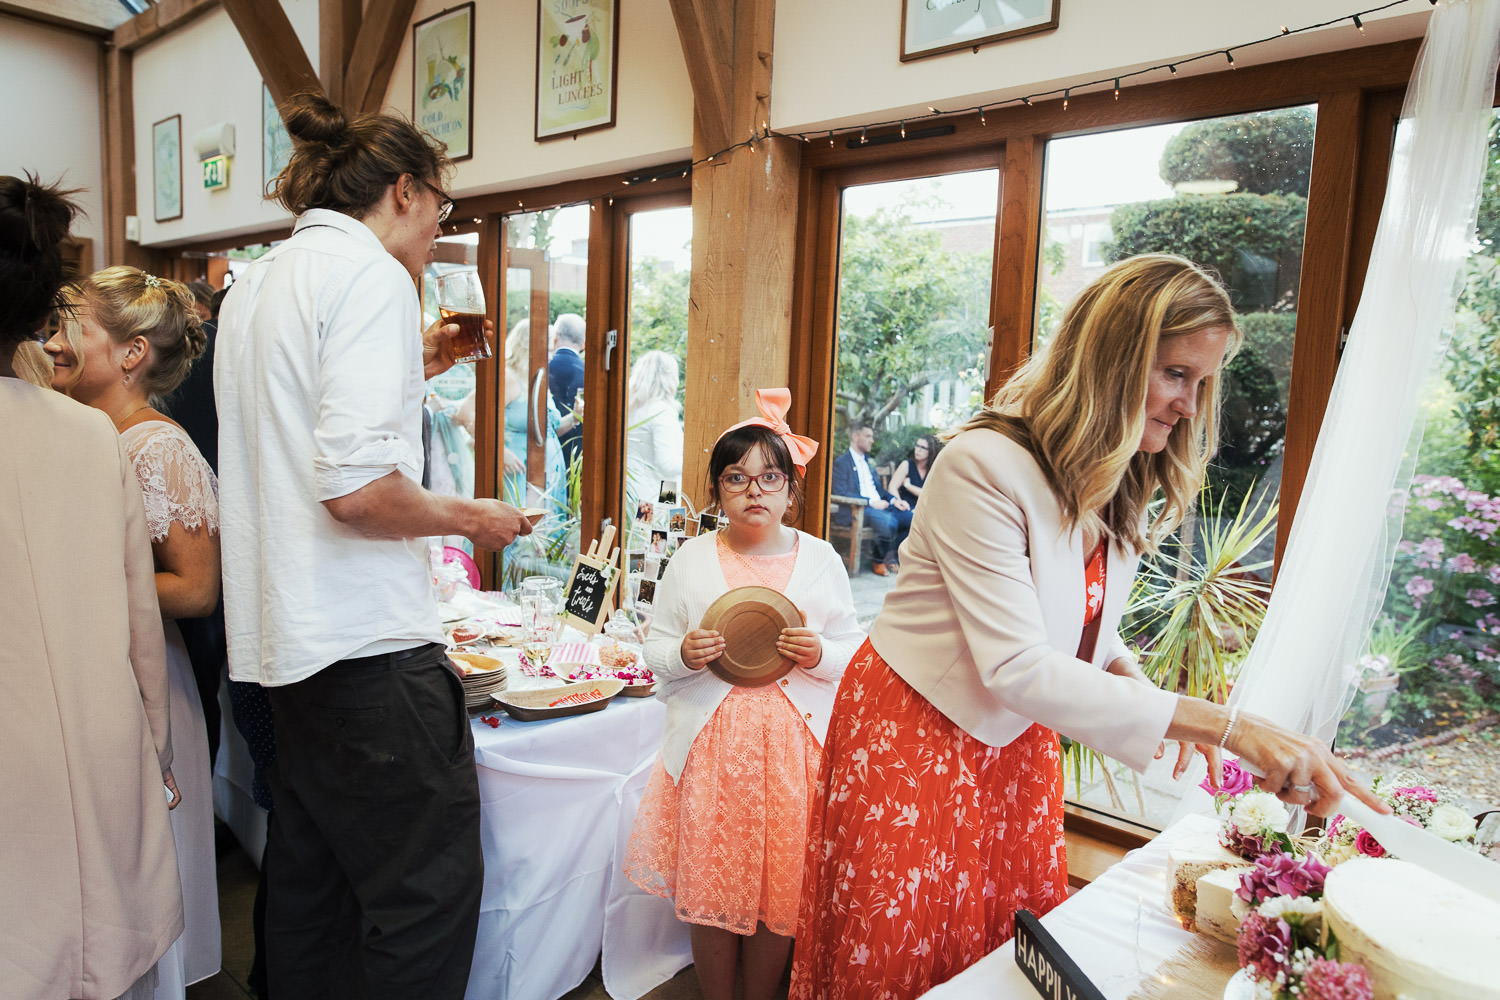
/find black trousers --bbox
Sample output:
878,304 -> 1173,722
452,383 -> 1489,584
265,644 -> 481,1000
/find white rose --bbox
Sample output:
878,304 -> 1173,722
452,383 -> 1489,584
1427,804 -> 1476,842
1259,895 -> 1322,924
1232,791 -> 1291,834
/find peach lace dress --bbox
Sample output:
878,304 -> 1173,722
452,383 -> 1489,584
623,536 -> 823,935
789,539 -> 1110,1000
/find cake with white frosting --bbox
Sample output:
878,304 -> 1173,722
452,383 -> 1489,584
1193,866 -> 1245,945
1323,857 -> 1500,1000
1165,826 -> 1247,927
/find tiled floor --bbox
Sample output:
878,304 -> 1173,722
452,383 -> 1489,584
187,830 -> 708,1000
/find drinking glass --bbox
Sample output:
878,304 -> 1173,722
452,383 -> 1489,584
435,270 -> 491,364
519,592 -> 559,670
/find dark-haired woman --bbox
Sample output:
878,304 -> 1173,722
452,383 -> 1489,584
1,175 -> 184,999
215,93 -> 532,998
624,390 -> 864,1000
46,265 -> 222,995
886,434 -> 938,510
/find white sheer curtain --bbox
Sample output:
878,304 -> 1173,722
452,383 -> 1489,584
1180,0 -> 1500,808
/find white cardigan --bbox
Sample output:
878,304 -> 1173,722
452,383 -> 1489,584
644,529 -> 865,780
868,428 -> 1179,773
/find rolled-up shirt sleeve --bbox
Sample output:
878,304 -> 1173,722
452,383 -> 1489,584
312,258 -> 424,501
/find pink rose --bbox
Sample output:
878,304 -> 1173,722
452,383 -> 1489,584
1200,757 -> 1256,797
1355,829 -> 1386,858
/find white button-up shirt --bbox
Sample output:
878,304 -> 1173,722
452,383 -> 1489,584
215,209 -> 443,686
850,447 -> 880,502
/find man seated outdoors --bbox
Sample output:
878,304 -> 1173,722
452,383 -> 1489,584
830,423 -> 911,576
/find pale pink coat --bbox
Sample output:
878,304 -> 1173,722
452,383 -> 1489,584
0,380 -> 183,999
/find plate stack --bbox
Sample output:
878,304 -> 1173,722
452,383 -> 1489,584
449,651 -> 509,711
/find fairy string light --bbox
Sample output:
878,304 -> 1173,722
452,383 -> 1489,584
464,0 -> 1425,229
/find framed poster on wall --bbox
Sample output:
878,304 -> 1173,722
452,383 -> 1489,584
534,0 -> 619,141
262,85 -> 293,196
152,114 -> 182,222
900,0 -> 1059,62
413,3 -> 475,160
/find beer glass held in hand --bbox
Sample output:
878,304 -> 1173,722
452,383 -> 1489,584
436,270 -> 491,364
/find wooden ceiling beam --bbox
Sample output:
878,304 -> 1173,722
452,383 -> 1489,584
667,0 -> 736,154
113,0 -> 219,52
320,0 -> 362,108
343,0 -> 420,114
221,0 -> 321,107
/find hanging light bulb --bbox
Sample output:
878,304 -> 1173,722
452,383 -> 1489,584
1352,14 -> 1365,33
1168,64 -> 1178,76
1113,78 -> 1120,100
860,126 -> 868,145
1280,24 -> 1290,35
979,108 -> 987,126
1062,89 -> 1070,111
1225,50 -> 1236,68
899,120 -> 906,139
1021,96 -> 1032,106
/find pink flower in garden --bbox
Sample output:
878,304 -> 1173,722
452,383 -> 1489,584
1395,540 -> 1415,554
1466,588 -> 1496,608
1355,829 -> 1386,857
1200,757 -> 1255,796
1489,565 -> 1500,585
1301,957 -> 1375,1000
1413,537 -> 1445,568
1478,646 -> 1498,663
1416,497 -> 1444,511
1447,553 -> 1479,573
1405,576 -> 1434,606
1482,613 -> 1500,631
1237,912 -> 1294,985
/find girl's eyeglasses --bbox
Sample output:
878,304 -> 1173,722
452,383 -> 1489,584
718,471 -> 788,494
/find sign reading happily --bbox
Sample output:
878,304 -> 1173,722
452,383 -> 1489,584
1013,910 -> 1106,1000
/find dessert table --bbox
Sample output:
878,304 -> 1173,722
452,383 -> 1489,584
212,609 -> 693,1000
920,814 -> 1219,1000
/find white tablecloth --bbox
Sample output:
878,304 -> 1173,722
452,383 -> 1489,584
213,688 -> 692,1000
921,815 -> 1215,1000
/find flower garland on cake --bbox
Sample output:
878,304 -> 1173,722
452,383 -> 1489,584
1199,762 -> 1498,999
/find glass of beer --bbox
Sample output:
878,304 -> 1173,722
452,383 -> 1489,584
436,270 -> 491,364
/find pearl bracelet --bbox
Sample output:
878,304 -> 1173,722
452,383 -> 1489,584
1218,705 -> 1240,749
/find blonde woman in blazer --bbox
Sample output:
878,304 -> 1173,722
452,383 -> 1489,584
790,255 -> 1387,1000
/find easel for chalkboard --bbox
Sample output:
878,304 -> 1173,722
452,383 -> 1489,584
562,524 -> 620,634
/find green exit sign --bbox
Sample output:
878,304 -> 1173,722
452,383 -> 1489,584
202,155 -> 229,191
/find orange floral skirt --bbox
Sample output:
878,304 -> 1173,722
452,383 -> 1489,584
624,684 -> 822,935
789,640 -> 1068,1000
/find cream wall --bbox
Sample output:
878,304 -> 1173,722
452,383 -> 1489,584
774,0 -> 1428,131
133,0 -> 318,248
127,0 -> 1429,247
381,0 -> 693,198
0,14 -> 106,271
132,0 -> 692,247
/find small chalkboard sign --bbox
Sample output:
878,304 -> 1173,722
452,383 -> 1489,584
1013,910 -> 1105,1000
562,524 -> 620,634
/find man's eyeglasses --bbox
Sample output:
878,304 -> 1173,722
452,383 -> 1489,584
719,471 -> 789,494
419,178 -> 454,224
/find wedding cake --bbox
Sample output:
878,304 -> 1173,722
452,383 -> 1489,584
1192,867 -> 1244,945
1165,825 -> 1247,927
1322,857 -> 1500,1000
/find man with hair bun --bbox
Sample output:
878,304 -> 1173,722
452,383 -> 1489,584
215,93 -> 532,999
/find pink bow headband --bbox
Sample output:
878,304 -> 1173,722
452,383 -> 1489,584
717,388 -> 819,473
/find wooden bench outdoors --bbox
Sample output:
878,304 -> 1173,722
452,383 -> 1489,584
827,464 -> 892,576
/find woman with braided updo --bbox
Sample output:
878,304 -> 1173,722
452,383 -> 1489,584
46,265 -> 223,994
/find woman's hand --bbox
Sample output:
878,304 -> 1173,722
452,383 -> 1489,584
1231,713 -> 1389,818
777,627 -> 823,670
680,629 -> 724,670
163,768 -> 181,810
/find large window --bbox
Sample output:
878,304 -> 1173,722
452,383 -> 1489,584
497,204 -> 592,587
828,169 -> 999,622
1038,108 -> 1317,828
1332,111 -> 1500,812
